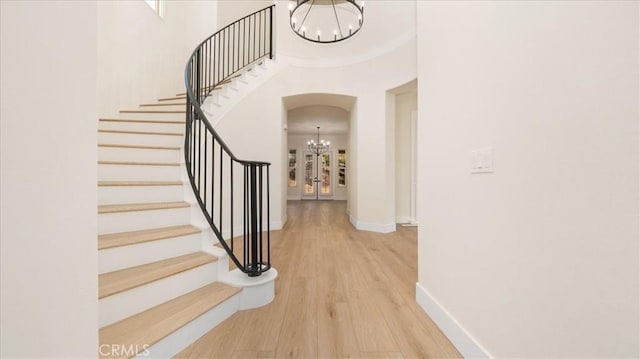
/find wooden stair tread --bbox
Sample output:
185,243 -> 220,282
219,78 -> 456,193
158,95 -> 186,102
98,225 -> 201,250
98,181 -> 182,187
119,110 -> 186,114
99,282 -> 240,359
176,74 -> 236,97
99,118 -> 185,124
98,252 -> 218,299
98,160 -> 180,166
98,144 -> 180,151
139,103 -> 186,107
98,201 -> 189,214
98,129 -> 182,136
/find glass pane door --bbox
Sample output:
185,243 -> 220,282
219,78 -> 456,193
320,153 -> 331,196
288,149 -> 297,187
338,149 -> 346,187
302,151 -> 332,199
303,152 -> 315,198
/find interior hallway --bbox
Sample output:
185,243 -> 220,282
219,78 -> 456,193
177,200 -> 461,358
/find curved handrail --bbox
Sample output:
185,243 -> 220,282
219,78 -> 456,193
183,5 -> 275,276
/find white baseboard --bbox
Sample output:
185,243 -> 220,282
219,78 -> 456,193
270,220 -> 283,231
396,216 -> 413,223
415,283 -> 491,358
349,215 -> 396,234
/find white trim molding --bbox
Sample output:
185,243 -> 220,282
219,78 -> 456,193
349,215 -> 396,234
415,283 -> 491,358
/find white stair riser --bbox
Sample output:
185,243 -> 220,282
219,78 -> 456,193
138,292 -> 240,359
237,74 -> 249,84
98,185 -> 184,205
99,262 -> 218,328
118,112 -> 186,121
204,60 -> 283,126
99,233 -> 202,274
98,146 -> 181,163
247,64 -> 264,77
99,121 -> 185,133
98,207 -> 191,235
201,96 -> 226,112
98,132 -> 184,147
98,164 -> 182,181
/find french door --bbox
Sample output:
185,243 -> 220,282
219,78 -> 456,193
302,151 -> 332,199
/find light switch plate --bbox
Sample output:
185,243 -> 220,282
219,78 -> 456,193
471,147 -> 493,174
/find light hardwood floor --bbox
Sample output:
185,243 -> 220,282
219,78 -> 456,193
177,200 -> 461,358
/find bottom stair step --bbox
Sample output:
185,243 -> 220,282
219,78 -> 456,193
99,282 -> 241,359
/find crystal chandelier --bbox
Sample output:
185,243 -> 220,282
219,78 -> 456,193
307,126 -> 330,155
289,0 -> 364,44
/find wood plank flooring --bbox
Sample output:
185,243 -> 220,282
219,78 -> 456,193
177,200 -> 461,358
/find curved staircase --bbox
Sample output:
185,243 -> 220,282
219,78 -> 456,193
97,6 -> 277,358
97,106 -> 241,359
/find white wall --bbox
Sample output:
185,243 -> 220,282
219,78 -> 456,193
98,1 -> 218,117
348,104 -> 359,218
1,1 -> 98,357
215,35 -> 416,233
394,91 -> 417,223
416,1 -> 639,357
217,0 -> 273,29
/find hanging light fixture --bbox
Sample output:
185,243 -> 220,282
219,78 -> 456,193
289,0 -> 364,44
307,126 -> 330,155
307,126 -> 330,200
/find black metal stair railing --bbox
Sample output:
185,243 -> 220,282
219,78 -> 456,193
184,5 -> 274,276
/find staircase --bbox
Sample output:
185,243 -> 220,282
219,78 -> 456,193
97,6 -> 279,357
98,61 -> 272,358
97,103 -> 239,358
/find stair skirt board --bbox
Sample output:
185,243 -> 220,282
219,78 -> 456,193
99,233 -> 202,274
98,207 -> 191,235
98,185 -> 184,205
198,61 -> 278,124
140,293 -> 240,359
99,261 -> 218,328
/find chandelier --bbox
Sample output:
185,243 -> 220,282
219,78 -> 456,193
288,0 -> 364,44
307,126 -> 330,155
